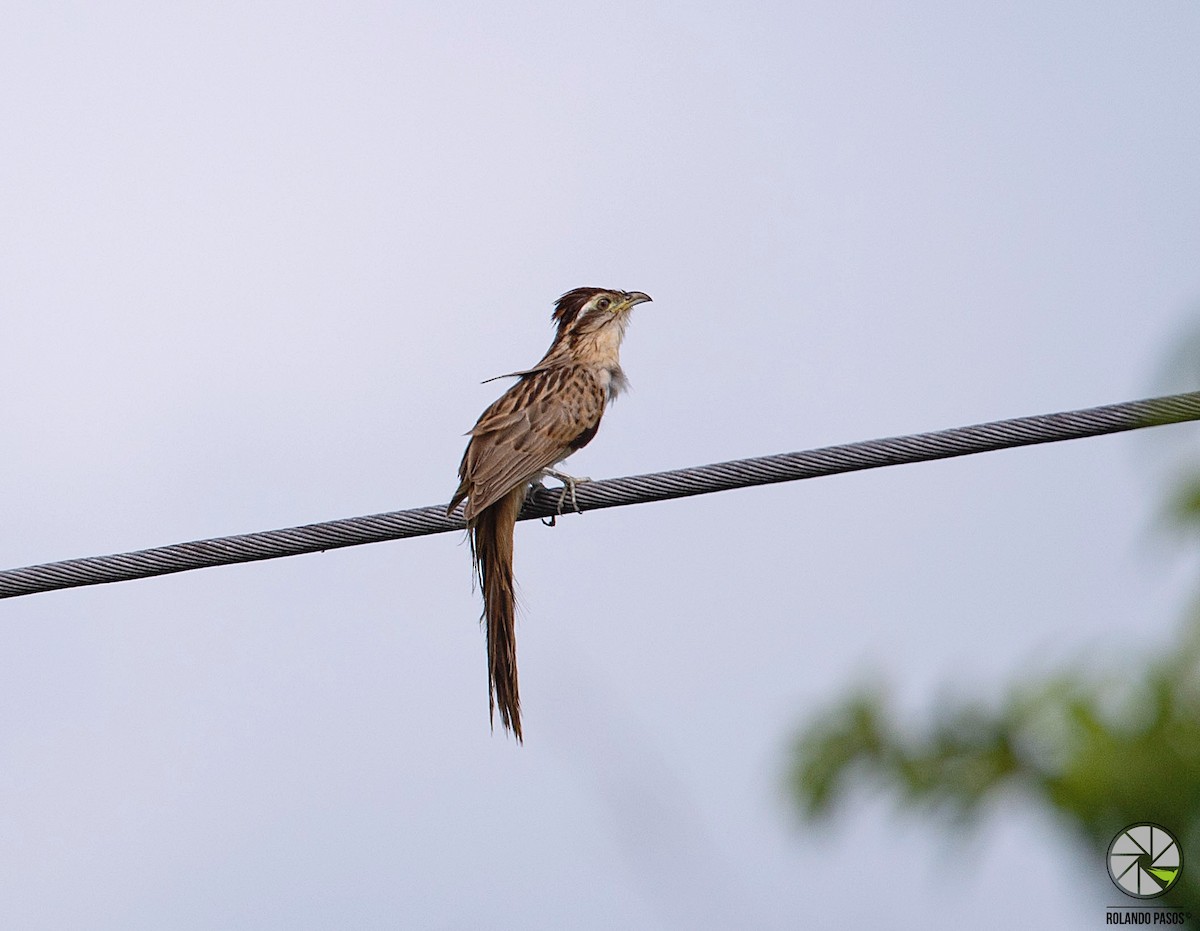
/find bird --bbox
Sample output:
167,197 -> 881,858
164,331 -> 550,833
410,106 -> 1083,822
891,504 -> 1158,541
449,287 -> 652,741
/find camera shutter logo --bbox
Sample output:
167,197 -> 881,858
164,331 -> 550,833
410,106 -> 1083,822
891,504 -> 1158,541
1107,823 -> 1183,898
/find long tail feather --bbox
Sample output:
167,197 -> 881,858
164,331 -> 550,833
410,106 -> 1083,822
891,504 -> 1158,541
469,485 -> 527,741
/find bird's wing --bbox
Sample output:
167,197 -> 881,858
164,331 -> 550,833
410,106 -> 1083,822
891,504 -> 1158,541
457,368 -> 605,519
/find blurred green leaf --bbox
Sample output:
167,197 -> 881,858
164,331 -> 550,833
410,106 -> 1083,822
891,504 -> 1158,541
788,453 -> 1200,919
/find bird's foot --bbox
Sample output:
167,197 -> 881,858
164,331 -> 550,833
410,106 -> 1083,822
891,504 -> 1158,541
527,478 -> 555,526
537,469 -> 591,525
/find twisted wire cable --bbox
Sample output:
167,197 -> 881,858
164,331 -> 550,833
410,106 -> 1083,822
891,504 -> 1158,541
2,391 -> 1197,600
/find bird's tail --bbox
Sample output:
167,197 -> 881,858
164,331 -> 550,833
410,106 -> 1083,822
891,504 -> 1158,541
469,484 -> 527,741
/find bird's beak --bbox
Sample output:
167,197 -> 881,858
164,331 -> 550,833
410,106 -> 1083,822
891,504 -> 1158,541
623,291 -> 652,307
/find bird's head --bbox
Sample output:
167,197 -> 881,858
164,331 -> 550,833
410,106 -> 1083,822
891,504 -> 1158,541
551,287 -> 652,339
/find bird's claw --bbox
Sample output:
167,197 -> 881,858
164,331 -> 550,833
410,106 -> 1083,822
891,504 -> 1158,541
527,479 -> 557,527
537,469 -> 590,525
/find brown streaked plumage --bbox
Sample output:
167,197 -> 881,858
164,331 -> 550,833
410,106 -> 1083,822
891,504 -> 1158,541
449,287 -> 652,741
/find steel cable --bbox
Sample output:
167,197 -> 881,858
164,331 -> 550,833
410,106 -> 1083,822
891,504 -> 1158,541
2,391 -> 1197,600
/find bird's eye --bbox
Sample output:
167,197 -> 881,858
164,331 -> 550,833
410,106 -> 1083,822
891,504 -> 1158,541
597,297 -> 611,310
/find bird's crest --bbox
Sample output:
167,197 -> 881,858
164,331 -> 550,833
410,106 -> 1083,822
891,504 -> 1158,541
552,287 -> 610,329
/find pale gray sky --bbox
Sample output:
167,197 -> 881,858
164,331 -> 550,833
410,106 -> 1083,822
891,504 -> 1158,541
3,1 -> 1200,927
